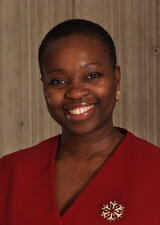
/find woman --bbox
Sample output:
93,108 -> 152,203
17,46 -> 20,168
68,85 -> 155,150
0,19 -> 160,225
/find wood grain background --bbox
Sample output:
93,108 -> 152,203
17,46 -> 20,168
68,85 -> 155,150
0,0 -> 159,157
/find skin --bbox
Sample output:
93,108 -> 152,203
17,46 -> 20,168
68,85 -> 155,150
42,33 -> 124,215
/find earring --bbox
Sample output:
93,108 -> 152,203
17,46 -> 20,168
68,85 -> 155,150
116,90 -> 120,101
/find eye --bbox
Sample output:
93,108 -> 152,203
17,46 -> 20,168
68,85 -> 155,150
49,78 -> 68,88
87,72 -> 102,80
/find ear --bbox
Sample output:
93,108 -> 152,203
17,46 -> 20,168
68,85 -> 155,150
114,65 -> 121,91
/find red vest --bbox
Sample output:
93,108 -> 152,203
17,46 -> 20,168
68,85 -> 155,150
0,130 -> 160,225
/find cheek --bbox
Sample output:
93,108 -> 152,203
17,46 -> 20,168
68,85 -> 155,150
95,80 -> 115,100
43,87 -> 62,108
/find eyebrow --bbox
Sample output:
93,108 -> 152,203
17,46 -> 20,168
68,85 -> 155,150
46,62 -> 102,76
83,62 -> 102,67
47,69 -> 63,76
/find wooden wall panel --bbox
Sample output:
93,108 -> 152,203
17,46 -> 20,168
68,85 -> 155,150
75,0 -> 160,144
0,0 -> 159,157
0,0 -> 74,157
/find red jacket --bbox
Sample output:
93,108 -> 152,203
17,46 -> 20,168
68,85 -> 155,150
0,130 -> 160,225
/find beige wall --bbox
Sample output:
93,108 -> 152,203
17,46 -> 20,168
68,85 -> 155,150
0,0 -> 160,157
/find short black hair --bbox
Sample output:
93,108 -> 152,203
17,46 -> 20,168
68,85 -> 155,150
38,19 -> 117,77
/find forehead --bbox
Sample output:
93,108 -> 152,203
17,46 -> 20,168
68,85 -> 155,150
43,33 -> 109,61
42,34 -> 113,76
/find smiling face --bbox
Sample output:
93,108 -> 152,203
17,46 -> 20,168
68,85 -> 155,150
42,34 -> 120,135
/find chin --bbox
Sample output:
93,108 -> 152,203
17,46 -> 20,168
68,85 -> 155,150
62,121 -> 103,137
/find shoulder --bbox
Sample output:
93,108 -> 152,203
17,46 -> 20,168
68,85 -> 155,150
118,127 -> 159,154
126,130 -> 159,154
123,129 -> 160,173
0,135 -> 60,220
0,135 -> 60,173
117,127 -> 160,171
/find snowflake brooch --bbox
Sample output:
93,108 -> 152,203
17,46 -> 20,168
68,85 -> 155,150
101,201 -> 125,222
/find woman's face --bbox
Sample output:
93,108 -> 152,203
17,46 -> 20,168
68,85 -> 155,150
42,34 -> 120,135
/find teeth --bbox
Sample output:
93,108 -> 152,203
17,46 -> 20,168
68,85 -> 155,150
69,105 -> 94,115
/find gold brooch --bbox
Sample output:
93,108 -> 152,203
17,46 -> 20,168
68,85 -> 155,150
101,201 -> 125,222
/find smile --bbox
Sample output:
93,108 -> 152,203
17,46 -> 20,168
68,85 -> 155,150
69,105 -> 94,115
64,104 -> 96,121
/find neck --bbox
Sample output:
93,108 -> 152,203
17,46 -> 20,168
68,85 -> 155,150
57,125 -> 124,160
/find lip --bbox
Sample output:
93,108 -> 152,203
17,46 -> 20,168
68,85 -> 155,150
63,102 -> 95,110
63,103 -> 97,121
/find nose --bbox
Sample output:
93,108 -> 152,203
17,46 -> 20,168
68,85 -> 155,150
64,83 -> 89,100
